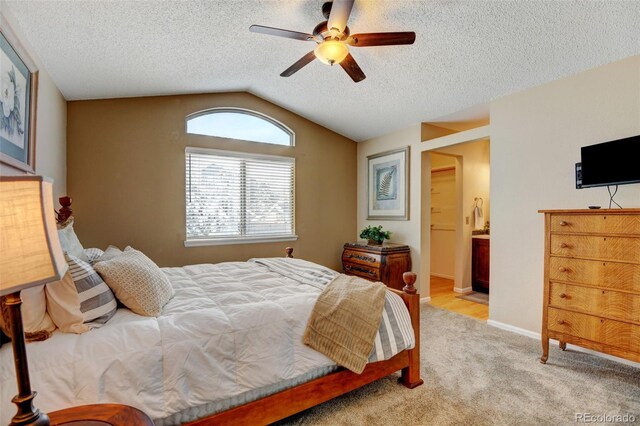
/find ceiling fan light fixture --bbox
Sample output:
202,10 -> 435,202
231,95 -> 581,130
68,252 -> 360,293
314,40 -> 349,66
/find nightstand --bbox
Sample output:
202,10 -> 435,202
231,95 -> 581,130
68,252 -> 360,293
342,242 -> 411,291
49,404 -> 153,426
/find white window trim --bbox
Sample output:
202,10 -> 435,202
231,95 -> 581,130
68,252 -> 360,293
184,147 -> 296,247
185,107 -> 295,147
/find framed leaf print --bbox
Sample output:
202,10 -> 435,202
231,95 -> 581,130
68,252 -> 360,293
367,146 -> 409,220
0,16 -> 38,173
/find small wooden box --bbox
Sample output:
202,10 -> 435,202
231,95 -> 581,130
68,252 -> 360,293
342,242 -> 411,291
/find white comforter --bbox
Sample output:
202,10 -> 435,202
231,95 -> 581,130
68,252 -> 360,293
0,259 -> 413,424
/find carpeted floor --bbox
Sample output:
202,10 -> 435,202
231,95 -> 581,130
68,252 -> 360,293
278,305 -> 640,425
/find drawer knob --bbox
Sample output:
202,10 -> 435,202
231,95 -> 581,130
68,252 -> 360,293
559,221 -> 568,226
558,293 -> 567,299
560,243 -> 570,248
558,266 -> 567,272
557,319 -> 567,325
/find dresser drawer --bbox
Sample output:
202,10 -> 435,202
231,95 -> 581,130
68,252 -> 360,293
550,234 -> 640,263
548,308 -> 640,352
549,283 -> 640,323
549,257 -> 640,292
550,214 -> 640,235
343,262 -> 380,281
342,249 -> 381,268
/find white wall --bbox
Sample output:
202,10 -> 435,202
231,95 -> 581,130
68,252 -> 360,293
357,124 -> 426,291
0,2 -> 67,200
432,139 -> 491,291
490,55 -> 640,332
430,153 -> 456,279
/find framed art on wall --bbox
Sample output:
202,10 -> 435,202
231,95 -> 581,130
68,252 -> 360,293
0,16 -> 38,173
367,146 -> 409,220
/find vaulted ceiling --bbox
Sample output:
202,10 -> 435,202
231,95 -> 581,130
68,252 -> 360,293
5,0 -> 640,141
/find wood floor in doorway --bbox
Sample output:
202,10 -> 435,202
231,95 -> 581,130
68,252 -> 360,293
429,276 -> 489,321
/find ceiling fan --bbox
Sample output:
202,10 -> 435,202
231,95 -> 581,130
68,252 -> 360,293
249,0 -> 416,83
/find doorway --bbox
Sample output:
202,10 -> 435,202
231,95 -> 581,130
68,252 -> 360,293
426,139 -> 490,321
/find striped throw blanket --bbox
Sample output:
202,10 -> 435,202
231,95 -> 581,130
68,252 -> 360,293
251,258 -> 415,369
304,274 -> 386,373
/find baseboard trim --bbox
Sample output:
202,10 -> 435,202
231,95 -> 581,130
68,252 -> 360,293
487,319 -> 640,368
430,273 -> 454,280
420,296 -> 432,303
453,286 -> 472,294
487,320 -> 540,339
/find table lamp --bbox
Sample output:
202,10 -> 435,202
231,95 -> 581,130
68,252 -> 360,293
0,176 -> 68,426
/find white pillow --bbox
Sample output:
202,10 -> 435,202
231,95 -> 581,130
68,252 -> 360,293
20,285 -> 57,334
57,218 -> 89,262
94,248 -> 174,317
0,286 -> 56,341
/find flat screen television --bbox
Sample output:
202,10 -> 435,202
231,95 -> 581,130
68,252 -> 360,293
578,135 -> 640,188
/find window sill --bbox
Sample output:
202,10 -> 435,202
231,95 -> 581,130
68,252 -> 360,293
184,235 -> 298,247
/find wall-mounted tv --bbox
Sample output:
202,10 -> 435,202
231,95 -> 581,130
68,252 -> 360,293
577,135 -> 640,189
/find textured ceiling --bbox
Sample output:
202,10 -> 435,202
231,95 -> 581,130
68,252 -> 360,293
4,0 -> 640,141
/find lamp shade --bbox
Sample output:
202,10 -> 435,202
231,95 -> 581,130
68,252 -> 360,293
0,176 -> 68,296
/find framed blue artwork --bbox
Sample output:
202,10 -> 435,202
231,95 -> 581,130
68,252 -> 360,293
0,16 -> 38,173
367,146 -> 409,220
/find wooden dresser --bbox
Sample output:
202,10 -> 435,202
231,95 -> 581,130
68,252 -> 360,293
342,243 -> 411,291
539,209 -> 640,364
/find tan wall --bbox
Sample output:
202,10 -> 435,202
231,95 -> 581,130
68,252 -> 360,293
67,92 -> 357,269
1,2 -> 67,200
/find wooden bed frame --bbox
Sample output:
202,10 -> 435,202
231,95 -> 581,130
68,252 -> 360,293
55,197 -> 423,426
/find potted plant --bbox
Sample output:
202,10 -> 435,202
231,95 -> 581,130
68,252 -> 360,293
359,225 -> 392,245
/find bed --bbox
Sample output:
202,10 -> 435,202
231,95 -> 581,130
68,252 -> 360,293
0,198 -> 423,425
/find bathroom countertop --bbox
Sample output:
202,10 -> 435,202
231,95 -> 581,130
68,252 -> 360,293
472,234 -> 490,240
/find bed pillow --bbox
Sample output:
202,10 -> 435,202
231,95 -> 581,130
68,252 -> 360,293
57,218 -> 89,262
0,285 -> 55,342
45,254 -> 118,333
83,247 -> 105,265
95,245 -> 123,263
94,248 -> 174,317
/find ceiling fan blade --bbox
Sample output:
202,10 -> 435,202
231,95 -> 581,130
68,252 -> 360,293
250,25 -> 316,42
339,53 -> 366,83
327,0 -> 354,34
280,51 -> 317,77
347,32 -> 416,47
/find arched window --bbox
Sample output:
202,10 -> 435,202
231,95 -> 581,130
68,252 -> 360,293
186,108 -> 294,146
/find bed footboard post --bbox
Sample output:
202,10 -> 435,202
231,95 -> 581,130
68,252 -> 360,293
285,247 -> 294,258
400,272 -> 424,389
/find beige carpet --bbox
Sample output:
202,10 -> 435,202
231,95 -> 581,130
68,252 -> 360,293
277,305 -> 640,425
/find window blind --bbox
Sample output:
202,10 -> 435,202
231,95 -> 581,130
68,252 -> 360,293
185,147 -> 295,243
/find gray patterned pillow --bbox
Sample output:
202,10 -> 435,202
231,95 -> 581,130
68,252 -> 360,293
94,248 -> 174,317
